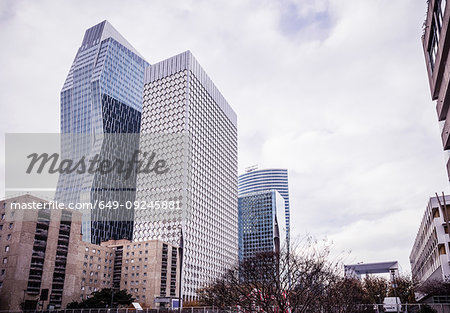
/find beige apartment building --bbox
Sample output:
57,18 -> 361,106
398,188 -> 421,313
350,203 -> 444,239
0,195 -> 179,310
410,195 -> 450,298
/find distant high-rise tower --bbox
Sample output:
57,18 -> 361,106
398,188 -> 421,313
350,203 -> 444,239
133,51 -> 238,301
55,21 -> 149,244
422,0 -> 450,181
238,168 -> 290,235
238,190 -> 286,261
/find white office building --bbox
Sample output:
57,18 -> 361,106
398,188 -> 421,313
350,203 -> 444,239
133,51 -> 238,301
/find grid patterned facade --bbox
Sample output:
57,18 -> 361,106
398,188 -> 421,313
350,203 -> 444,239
410,195 -> 450,287
238,169 -> 290,235
55,21 -> 149,244
238,190 -> 286,261
133,51 -> 238,301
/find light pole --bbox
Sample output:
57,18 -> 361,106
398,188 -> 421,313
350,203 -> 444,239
178,230 -> 184,313
390,269 -> 400,313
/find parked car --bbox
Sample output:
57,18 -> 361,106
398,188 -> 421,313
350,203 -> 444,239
383,297 -> 403,312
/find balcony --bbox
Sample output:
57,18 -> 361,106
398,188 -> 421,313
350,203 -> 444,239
35,228 -> 48,236
442,118 -> 450,150
28,274 -> 42,281
32,251 -> 45,259
30,262 -> 44,269
33,239 -> 47,247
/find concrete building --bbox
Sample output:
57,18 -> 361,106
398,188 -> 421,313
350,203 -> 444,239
0,195 -> 179,310
101,239 -> 179,307
0,194 -> 83,310
410,195 -> 450,288
238,190 -> 286,261
133,51 -> 238,301
422,0 -> 450,181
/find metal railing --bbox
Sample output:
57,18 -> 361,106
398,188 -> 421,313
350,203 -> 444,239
2,305 -> 450,313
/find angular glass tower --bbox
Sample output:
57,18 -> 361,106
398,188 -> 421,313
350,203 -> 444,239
133,51 -> 238,301
238,168 -> 290,235
55,21 -> 149,244
238,190 -> 286,261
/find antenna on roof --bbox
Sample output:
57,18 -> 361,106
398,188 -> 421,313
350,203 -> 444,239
245,165 -> 258,173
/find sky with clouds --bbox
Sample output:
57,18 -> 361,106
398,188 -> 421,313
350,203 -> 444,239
0,0 -> 448,272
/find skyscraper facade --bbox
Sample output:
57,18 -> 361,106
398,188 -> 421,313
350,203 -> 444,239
422,0 -> 450,180
238,168 -> 290,235
55,21 -> 149,244
133,51 -> 238,301
238,190 -> 286,261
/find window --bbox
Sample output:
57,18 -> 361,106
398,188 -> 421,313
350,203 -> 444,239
8,223 -> 12,230
6,234 -> 10,241
1,214 -> 4,220
0,225 -> 3,231
1,269 -> 4,275
4,246 -> 9,252
2,258 -> 7,264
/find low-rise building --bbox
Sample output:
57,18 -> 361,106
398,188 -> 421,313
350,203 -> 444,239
410,195 -> 450,300
0,195 -> 179,310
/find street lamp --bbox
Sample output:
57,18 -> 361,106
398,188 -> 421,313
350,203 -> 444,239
178,230 -> 184,313
390,269 -> 400,313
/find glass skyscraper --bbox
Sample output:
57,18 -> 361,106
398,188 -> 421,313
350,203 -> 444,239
55,21 -> 149,244
238,168 -> 290,234
133,51 -> 238,301
238,190 -> 286,261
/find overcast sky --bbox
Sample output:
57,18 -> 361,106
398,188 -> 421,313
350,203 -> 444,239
0,0 -> 448,272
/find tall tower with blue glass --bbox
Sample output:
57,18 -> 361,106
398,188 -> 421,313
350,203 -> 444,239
238,168 -> 290,236
55,21 -> 149,244
238,190 -> 286,261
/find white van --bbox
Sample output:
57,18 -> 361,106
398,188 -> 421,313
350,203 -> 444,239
383,297 -> 402,312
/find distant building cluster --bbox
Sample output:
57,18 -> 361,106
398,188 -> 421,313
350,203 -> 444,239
0,20 -> 291,310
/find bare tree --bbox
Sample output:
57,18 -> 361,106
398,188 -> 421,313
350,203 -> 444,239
362,275 -> 389,304
199,238 -> 360,313
416,278 -> 450,298
387,274 -> 416,304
